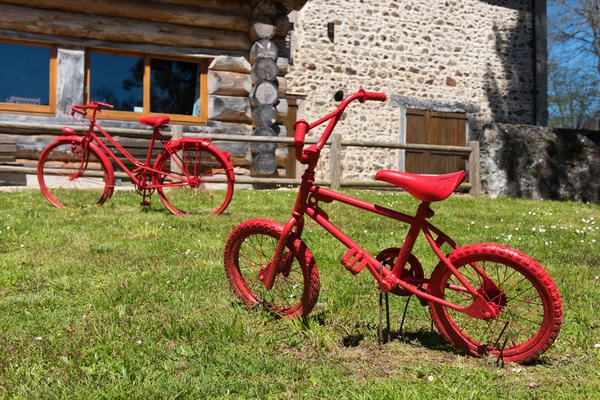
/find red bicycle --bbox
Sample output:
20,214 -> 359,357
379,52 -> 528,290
37,102 -> 235,215
224,90 -> 562,364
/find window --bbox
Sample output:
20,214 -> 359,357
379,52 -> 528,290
86,49 -> 208,124
0,39 -> 57,115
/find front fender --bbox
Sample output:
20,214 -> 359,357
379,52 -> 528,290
52,135 -> 116,193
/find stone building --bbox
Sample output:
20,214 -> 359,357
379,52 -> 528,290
287,0 -> 547,181
0,0 -> 548,187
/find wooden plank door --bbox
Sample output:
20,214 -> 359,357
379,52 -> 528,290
405,110 -> 467,174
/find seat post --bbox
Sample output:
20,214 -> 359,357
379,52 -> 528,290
390,201 -> 431,277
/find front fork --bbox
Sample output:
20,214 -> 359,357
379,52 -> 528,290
261,213 -> 304,290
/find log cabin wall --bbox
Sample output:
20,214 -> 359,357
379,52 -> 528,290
0,0 -> 302,185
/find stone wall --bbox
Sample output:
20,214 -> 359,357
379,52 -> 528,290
288,0 -> 536,180
480,124 -> 600,203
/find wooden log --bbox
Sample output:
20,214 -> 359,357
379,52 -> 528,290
208,95 -> 252,123
0,118 -> 254,138
277,57 -> 289,76
209,142 -> 249,158
209,56 -> 251,74
15,135 -> 55,159
187,121 -> 252,136
0,135 -> 16,145
253,0 -> 277,18
0,4 -> 251,51
275,14 -> 291,37
250,39 -> 278,64
251,58 -> 279,85
252,105 -> 277,127
208,71 -> 252,96
157,0 -> 253,14
251,126 -> 277,153
277,77 -> 288,97
250,151 -> 277,175
0,0 -> 250,32
249,81 -> 279,107
249,15 -> 276,42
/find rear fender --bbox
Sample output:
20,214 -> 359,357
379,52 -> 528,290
165,139 -> 235,183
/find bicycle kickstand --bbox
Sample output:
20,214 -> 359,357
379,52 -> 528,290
378,261 -> 391,344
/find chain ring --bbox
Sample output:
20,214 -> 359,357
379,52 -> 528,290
134,173 -> 155,197
376,247 -> 425,296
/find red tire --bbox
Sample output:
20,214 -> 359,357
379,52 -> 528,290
428,243 -> 562,364
37,138 -> 113,208
154,140 -> 234,215
224,219 -> 320,318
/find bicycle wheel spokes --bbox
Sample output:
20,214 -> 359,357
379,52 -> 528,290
38,140 -> 110,208
444,261 -> 544,349
238,231 -> 305,312
156,142 -> 233,215
223,219 -> 320,318
429,244 -> 562,364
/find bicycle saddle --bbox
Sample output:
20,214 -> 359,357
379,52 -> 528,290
139,116 -> 170,128
374,170 -> 465,202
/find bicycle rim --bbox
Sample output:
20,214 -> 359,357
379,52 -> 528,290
38,140 -> 110,208
156,142 -> 233,215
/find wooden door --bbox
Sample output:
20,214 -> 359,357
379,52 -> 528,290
405,110 -> 467,174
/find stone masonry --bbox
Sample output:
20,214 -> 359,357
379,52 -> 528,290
480,124 -> 600,203
288,0 -> 536,181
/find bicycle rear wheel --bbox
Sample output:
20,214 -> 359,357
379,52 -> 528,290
37,139 -> 112,208
428,243 -> 562,364
154,141 -> 234,215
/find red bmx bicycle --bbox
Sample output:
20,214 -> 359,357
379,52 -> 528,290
224,90 -> 562,364
37,102 -> 235,215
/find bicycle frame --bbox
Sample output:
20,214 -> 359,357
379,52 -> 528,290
75,108 -> 205,190
264,90 -> 500,320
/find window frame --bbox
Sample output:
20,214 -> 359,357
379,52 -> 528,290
85,48 -> 209,125
0,38 -> 57,116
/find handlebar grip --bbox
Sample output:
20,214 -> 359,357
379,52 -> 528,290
95,102 -> 114,109
293,119 -> 309,149
364,91 -> 387,102
71,105 -> 86,115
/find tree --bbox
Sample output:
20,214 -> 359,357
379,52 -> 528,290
548,0 -> 600,129
547,59 -> 600,129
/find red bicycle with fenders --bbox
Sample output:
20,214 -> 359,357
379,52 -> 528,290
224,89 -> 562,364
37,102 -> 235,215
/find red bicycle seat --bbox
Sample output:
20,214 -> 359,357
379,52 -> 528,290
375,170 -> 466,202
139,116 -> 170,128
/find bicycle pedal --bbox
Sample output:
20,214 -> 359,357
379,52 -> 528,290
341,248 -> 369,275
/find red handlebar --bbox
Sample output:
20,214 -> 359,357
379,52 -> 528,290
292,89 -> 386,164
92,101 -> 114,110
293,119 -> 309,150
70,102 -> 115,117
363,91 -> 387,102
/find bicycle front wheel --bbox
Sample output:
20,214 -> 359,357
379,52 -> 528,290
428,243 -> 562,364
224,219 -> 320,318
154,141 -> 234,215
37,139 -> 112,208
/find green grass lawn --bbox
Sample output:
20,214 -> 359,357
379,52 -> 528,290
0,188 -> 599,399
